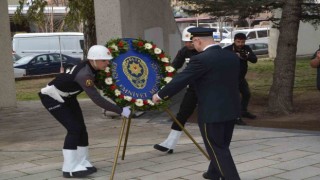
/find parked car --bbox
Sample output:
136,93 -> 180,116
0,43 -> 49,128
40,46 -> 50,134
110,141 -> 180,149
246,42 -> 269,55
14,53 -> 81,77
12,32 -> 84,60
12,53 -> 22,62
219,28 -> 270,47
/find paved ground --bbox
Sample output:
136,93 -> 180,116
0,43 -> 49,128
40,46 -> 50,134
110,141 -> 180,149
1,99 -> 320,180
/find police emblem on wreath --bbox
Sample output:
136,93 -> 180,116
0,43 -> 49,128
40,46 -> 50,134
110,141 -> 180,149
96,38 -> 176,110
122,56 -> 148,89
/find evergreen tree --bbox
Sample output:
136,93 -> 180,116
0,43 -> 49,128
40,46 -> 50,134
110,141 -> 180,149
179,0 -> 320,114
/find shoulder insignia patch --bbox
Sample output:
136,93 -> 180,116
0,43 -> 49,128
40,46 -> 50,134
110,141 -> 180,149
85,79 -> 94,87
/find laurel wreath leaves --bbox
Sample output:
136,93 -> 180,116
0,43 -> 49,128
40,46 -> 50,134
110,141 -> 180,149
96,38 -> 176,111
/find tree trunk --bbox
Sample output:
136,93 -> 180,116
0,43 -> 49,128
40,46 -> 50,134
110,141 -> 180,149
83,0 -> 97,59
268,0 -> 302,114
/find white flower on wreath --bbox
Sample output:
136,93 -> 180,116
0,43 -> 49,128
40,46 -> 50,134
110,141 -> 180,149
114,89 -> 121,96
154,47 -> 162,54
161,57 -> 169,63
124,96 -> 132,102
135,99 -> 144,107
147,99 -> 155,106
105,67 -> 110,73
164,77 -> 172,83
110,44 -> 118,51
105,77 -> 113,85
144,43 -> 152,50
165,66 -> 175,72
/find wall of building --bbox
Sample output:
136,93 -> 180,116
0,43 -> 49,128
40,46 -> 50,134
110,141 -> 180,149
269,9 -> 320,58
94,0 -> 181,59
0,0 -> 17,108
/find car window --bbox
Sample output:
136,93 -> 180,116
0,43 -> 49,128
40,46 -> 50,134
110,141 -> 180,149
50,54 -> 65,62
247,32 -> 256,39
248,44 -> 255,50
255,43 -> 268,50
257,30 -> 268,38
35,55 -> 48,64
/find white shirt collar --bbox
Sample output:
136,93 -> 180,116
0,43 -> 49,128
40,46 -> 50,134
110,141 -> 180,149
203,44 -> 219,51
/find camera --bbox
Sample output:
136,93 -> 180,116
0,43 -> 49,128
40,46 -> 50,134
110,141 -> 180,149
239,48 -> 249,59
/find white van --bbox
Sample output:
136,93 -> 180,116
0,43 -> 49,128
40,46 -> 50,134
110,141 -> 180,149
219,28 -> 270,47
12,32 -> 84,59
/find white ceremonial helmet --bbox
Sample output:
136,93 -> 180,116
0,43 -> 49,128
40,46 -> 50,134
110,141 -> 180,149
182,26 -> 196,42
87,45 -> 113,60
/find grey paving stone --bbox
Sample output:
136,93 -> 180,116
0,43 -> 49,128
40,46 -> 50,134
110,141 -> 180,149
233,150 -> 275,163
138,168 -> 198,180
18,162 -> 61,174
0,171 -> 27,180
231,144 -> 271,156
184,162 -> 208,171
11,170 -> 61,180
239,167 -> 285,180
142,159 -> 198,172
275,166 -> 320,180
259,177 -> 287,180
114,160 -> 158,172
0,162 -> 38,173
237,159 -> 279,172
1,100 -> 320,180
111,168 -> 154,179
304,175 -> 320,180
269,157 -> 320,170
265,150 -> 315,162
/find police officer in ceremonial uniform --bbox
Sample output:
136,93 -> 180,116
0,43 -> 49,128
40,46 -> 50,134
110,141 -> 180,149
223,33 -> 257,125
39,45 -> 131,178
153,27 -> 241,180
153,26 -> 199,153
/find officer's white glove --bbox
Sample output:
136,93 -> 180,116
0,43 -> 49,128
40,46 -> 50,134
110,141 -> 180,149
121,106 -> 131,118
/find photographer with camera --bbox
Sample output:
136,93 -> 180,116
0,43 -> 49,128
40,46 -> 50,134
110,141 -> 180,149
223,33 -> 257,125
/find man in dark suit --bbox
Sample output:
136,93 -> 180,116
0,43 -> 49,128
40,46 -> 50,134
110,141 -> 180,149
223,33 -> 258,125
153,27 -> 241,180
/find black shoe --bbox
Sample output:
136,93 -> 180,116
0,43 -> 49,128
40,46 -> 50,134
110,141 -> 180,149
63,169 -> 94,178
202,172 -> 225,180
87,166 -> 97,173
202,172 -> 212,179
153,144 -> 174,153
235,118 -> 247,125
241,112 -> 257,119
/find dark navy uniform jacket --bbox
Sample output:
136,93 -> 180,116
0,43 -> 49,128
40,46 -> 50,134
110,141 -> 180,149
158,45 -> 240,123
171,46 -> 199,70
223,44 -> 257,79
48,60 -> 122,114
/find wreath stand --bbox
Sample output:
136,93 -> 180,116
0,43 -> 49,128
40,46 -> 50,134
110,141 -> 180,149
109,108 -> 210,180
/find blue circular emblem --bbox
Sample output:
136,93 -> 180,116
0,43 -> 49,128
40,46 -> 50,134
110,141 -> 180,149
97,38 -> 175,110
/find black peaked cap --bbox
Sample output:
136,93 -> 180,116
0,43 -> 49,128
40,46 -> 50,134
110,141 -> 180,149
188,27 -> 214,39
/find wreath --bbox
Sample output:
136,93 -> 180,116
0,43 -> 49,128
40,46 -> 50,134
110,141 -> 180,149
96,38 -> 176,111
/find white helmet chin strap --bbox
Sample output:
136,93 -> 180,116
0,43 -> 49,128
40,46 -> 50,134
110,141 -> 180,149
90,60 -> 98,69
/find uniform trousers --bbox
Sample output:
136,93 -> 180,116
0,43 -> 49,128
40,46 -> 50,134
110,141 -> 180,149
198,120 -> 240,180
239,78 -> 251,113
39,93 -> 88,150
171,87 -> 197,131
